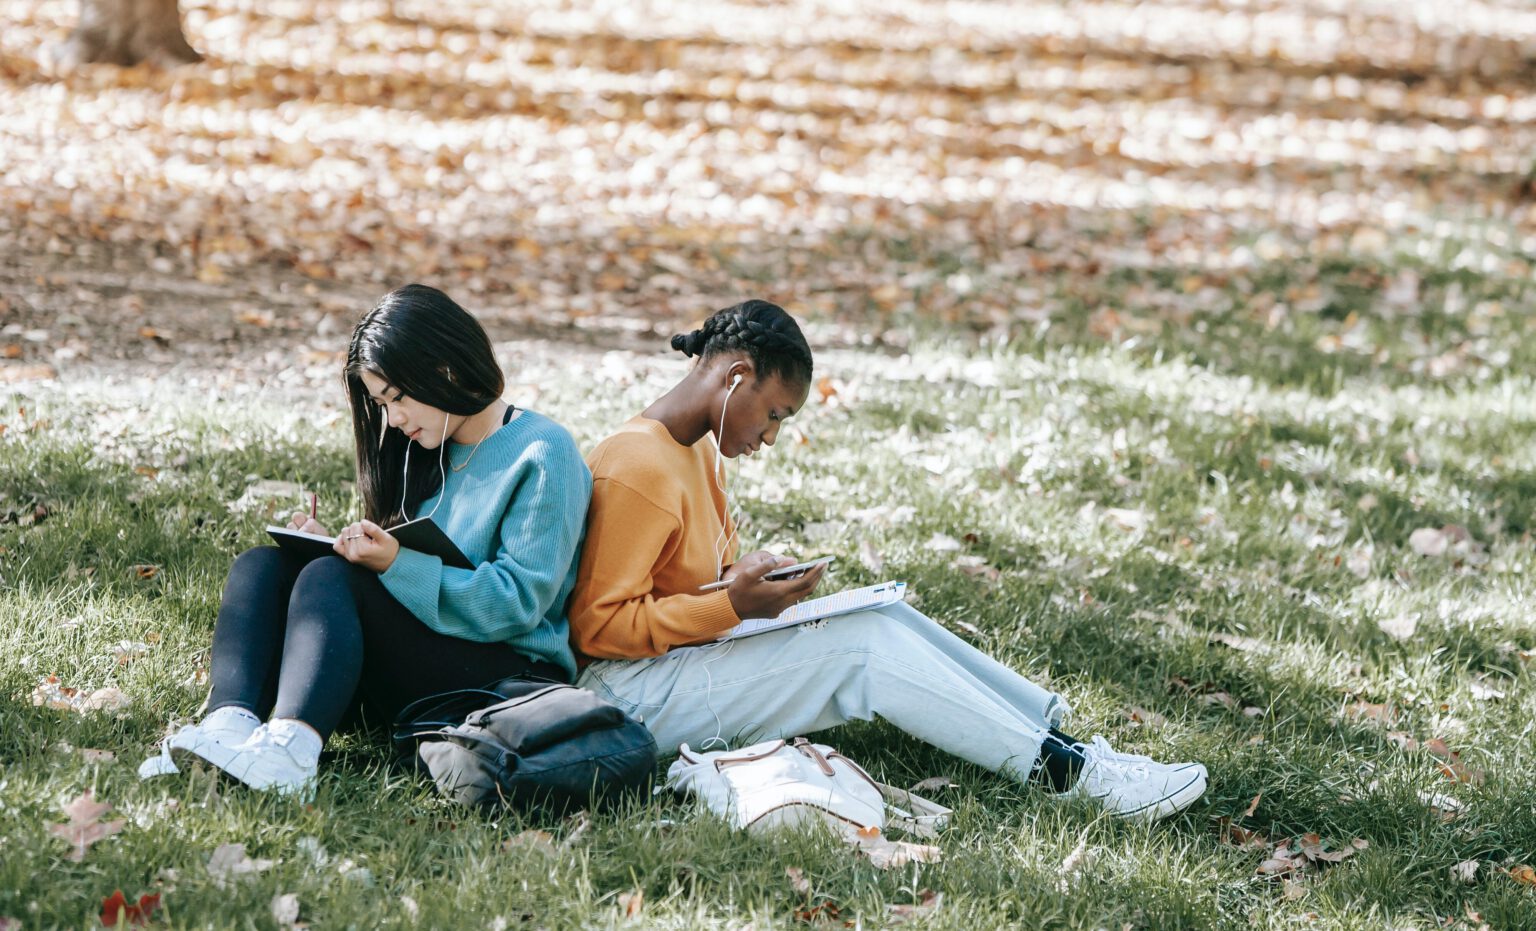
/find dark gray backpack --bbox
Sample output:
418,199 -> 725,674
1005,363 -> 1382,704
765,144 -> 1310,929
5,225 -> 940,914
392,678 -> 657,813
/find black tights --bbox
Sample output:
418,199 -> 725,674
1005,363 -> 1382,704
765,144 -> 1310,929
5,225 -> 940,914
205,547 -> 565,740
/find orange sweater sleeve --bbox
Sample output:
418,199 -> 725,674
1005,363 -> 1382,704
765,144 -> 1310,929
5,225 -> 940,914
568,477 -> 740,659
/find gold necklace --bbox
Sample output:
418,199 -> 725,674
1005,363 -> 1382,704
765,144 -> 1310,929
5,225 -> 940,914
449,409 -> 506,472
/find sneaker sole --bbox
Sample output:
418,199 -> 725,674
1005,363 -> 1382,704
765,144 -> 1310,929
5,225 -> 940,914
1122,770 -> 1209,822
167,736 -> 313,798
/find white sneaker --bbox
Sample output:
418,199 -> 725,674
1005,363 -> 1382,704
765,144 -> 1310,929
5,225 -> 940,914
138,708 -> 260,779
1079,735 -> 1208,780
170,718 -> 320,798
1063,738 -> 1208,821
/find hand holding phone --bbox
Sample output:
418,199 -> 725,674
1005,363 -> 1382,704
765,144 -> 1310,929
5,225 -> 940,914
700,555 -> 834,591
763,555 -> 835,580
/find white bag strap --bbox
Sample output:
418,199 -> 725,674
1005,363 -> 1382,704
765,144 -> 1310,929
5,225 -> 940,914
877,782 -> 951,838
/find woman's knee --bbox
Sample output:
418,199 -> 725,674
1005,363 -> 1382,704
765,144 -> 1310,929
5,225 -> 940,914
291,555 -> 362,601
228,545 -> 295,587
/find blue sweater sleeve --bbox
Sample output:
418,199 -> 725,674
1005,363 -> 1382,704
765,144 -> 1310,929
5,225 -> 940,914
380,438 -> 591,643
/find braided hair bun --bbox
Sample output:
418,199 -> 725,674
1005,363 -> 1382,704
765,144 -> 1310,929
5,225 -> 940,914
669,329 -> 709,358
668,299 -> 813,385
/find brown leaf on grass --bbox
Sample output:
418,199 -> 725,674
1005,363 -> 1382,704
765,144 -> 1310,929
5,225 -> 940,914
1298,833 -> 1366,864
1126,706 -> 1168,727
49,790 -> 126,862
618,890 -> 643,918
131,564 -> 160,580
1507,864 -> 1536,886
793,901 -> 843,925
1215,819 -> 1268,849
1242,791 -> 1263,819
908,776 -> 954,793
1256,843 -> 1303,877
885,890 -> 941,925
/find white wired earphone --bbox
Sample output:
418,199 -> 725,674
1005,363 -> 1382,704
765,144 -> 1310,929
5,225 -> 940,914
710,371 -> 743,581
397,409 -> 451,523
697,370 -> 745,750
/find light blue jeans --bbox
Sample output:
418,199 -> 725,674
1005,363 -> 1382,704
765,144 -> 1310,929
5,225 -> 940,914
576,600 -> 1068,781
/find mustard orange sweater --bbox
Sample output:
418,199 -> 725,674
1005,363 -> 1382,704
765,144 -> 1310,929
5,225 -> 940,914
568,417 -> 741,660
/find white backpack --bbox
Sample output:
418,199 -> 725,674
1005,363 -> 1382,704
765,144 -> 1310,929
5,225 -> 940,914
666,737 -> 950,837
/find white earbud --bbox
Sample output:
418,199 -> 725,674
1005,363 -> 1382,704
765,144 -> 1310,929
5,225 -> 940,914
731,373 -> 742,387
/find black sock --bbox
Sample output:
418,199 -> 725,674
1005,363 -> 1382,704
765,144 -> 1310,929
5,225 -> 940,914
1032,728 -> 1087,792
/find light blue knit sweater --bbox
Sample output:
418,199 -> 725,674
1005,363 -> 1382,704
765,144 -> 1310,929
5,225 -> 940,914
379,409 -> 589,681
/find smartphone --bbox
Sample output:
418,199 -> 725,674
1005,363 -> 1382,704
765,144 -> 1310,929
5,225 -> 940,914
698,555 -> 835,591
763,555 -> 835,580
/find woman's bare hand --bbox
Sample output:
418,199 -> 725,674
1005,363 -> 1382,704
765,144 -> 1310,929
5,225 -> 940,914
332,519 -> 400,572
725,555 -> 827,620
285,511 -> 330,537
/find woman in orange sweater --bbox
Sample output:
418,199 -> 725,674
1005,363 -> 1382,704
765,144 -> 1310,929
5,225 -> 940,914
568,299 -> 1208,820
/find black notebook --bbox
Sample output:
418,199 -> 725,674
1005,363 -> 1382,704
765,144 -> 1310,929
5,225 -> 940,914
266,517 -> 474,570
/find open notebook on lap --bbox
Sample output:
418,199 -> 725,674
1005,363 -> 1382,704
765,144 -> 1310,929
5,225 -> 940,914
718,581 -> 906,641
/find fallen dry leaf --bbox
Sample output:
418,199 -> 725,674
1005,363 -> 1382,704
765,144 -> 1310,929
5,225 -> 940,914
841,825 -> 942,870
1216,819 -> 1269,849
50,790 -> 126,862
1409,527 -> 1448,557
1056,837 -> 1099,891
1418,791 -> 1466,822
1101,507 -> 1148,533
618,890 -> 643,918
1208,632 -> 1266,652
885,890 -> 941,925
99,891 -> 160,927
207,843 -> 276,887
1451,860 -> 1480,884
908,776 -> 954,794
1507,864 -> 1536,887
1242,791 -> 1263,819
1126,706 -> 1168,727
270,893 -> 303,929
785,867 -> 811,896
1342,701 -> 1395,725
1469,680 -> 1507,701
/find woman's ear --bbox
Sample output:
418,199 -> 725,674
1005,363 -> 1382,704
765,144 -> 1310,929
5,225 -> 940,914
725,359 -> 753,389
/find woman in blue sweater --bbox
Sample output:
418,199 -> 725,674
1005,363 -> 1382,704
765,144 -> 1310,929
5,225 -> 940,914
140,284 -> 591,796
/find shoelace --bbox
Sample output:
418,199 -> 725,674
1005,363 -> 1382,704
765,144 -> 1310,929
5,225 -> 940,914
1087,735 -> 1155,766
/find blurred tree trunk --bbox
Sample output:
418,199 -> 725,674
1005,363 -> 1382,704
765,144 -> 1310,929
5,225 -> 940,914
60,0 -> 201,67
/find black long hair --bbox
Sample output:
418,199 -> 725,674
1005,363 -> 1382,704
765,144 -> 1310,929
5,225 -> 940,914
345,284 -> 505,526
669,299 -> 814,386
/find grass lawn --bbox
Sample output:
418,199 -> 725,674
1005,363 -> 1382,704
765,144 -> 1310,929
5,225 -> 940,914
4,252 -> 1536,929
